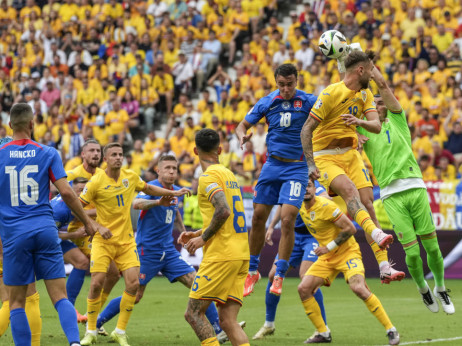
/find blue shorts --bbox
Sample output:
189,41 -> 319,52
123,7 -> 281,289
60,239 -> 77,255
138,247 -> 195,285
276,232 -> 318,268
3,227 -> 65,285
254,157 -> 308,208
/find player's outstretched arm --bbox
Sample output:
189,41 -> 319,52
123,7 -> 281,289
301,116 -> 321,180
314,214 -> 356,256
132,196 -> 174,210
54,177 -> 97,236
371,67 -> 401,113
235,119 -> 254,149
143,184 -> 191,197
184,190 -> 230,255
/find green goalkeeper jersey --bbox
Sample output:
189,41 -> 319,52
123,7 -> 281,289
357,108 -> 422,188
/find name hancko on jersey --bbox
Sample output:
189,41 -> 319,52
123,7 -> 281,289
9,150 -> 36,158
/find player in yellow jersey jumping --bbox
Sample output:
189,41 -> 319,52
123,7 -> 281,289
66,139 -> 121,328
301,50 -> 405,283
298,180 -> 400,345
179,129 -> 250,346
79,142 -> 191,346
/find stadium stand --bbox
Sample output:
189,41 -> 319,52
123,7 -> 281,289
0,0 -> 462,187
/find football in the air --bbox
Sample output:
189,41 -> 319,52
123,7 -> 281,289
318,30 -> 348,59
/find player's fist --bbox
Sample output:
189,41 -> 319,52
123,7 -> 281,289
175,188 -> 191,197
308,163 -> 320,180
158,196 -> 175,207
74,227 -> 89,239
97,225 -> 113,240
185,236 -> 205,255
314,246 -> 329,256
239,133 -> 253,150
178,230 -> 201,246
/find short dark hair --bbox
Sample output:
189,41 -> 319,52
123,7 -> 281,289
195,129 -> 220,153
82,139 -> 100,151
274,63 -> 298,79
344,50 -> 375,70
103,142 -> 122,157
159,155 -> 177,164
73,177 -> 88,185
10,103 -> 33,131
420,154 -> 431,162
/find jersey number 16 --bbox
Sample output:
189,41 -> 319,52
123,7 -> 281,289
5,165 -> 39,206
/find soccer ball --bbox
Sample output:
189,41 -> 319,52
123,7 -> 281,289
318,30 -> 347,59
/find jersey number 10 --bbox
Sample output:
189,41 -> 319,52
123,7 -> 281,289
5,165 -> 39,206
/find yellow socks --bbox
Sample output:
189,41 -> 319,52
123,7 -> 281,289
116,291 -> 136,331
100,289 -> 110,310
87,296 -> 102,331
0,300 -> 9,336
369,241 -> 388,266
364,294 -> 393,330
354,209 -> 377,235
302,296 -> 327,333
26,292 -> 41,346
239,344 -> 250,346
201,336 -> 220,345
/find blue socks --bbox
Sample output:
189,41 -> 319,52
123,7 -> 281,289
313,288 -> 327,324
275,259 -> 289,278
205,303 -> 222,335
265,281 -> 280,322
249,255 -> 260,272
54,298 -> 79,344
97,296 -> 122,328
264,280 -> 326,325
10,308 -> 31,346
66,268 -> 86,305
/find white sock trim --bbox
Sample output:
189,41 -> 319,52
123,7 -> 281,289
249,270 -> 258,275
435,286 -> 446,292
115,328 -> 126,335
264,321 -> 275,328
371,228 -> 381,242
379,261 -> 389,269
87,330 -> 97,336
387,326 -> 397,333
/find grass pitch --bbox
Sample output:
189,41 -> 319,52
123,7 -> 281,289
1,277 -> 461,345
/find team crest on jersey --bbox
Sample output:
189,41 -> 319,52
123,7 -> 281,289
323,172 -> 328,180
310,211 -> 316,221
82,186 -> 88,195
314,99 -> 323,109
282,101 -> 290,110
361,90 -> 367,102
294,100 -> 302,109
122,179 -> 129,188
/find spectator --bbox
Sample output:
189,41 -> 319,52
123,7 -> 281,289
40,81 -> 60,108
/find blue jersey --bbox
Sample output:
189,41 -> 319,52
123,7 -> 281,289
0,139 -> 66,244
245,89 -> 317,160
295,180 -> 326,233
50,195 -> 74,229
135,180 -> 183,251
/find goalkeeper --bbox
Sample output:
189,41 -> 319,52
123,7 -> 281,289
357,66 -> 455,315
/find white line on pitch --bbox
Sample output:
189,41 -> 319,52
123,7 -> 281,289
372,336 -> 462,345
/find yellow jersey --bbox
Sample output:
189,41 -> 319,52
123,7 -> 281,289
198,164 -> 249,262
299,196 -> 360,260
67,164 -> 104,182
310,82 -> 376,152
80,169 -> 147,245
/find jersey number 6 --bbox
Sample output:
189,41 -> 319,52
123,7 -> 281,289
232,195 -> 247,233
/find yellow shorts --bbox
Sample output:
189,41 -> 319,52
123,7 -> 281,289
189,260 -> 249,305
306,248 -> 364,286
73,236 -> 92,257
315,149 -> 372,195
90,241 -> 139,273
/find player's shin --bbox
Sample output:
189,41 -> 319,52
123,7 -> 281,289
26,292 -> 41,346
66,268 -> 86,306
421,236 -> 445,289
10,308 -> 32,345
115,290 -> 136,332
0,300 -> 9,336
205,303 -> 222,334
313,288 -> 327,325
364,294 -> 393,330
404,243 -> 426,290
55,298 -> 80,344
99,289 -> 110,310
369,240 -> 388,266
265,281 -> 280,326
301,297 -> 328,333
87,296 -> 102,331
97,296 -> 122,328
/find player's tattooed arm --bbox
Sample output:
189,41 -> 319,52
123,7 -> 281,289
201,190 -> 230,241
301,116 -> 320,180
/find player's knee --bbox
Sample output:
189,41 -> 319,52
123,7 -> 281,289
297,282 -> 312,299
218,314 -> 232,331
184,308 -> 197,324
280,217 -> 295,233
126,279 -> 139,293
252,210 -> 268,228
75,256 -> 89,270
350,282 -> 369,300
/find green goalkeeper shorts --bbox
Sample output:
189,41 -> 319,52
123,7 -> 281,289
382,188 -> 435,245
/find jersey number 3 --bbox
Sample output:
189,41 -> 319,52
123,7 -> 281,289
5,165 -> 39,206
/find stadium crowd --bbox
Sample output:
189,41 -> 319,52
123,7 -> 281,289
0,0 -> 462,187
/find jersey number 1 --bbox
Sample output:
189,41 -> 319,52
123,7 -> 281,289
5,165 -> 39,206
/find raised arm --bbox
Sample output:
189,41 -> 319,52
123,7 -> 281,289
235,119 -> 254,149
301,116 -> 321,179
184,190 -> 230,254
371,66 -> 402,112
314,213 -> 356,256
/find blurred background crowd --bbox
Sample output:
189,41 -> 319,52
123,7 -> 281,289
1,0 -> 462,190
